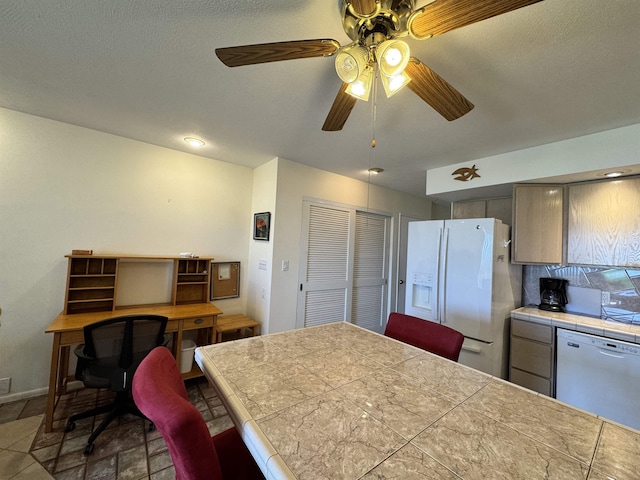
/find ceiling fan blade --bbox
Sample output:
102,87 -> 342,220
349,0 -> 379,16
405,58 -> 474,121
322,83 -> 358,131
408,0 -> 543,39
216,39 -> 340,67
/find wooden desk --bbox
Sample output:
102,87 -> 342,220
45,302 -> 222,433
196,321 -> 640,479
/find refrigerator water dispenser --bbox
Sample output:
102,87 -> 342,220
410,273 -> 433,311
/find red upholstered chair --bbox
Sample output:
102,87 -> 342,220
132,347 -> 264,480
384,312 -> 465,361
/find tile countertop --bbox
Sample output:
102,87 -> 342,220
195,321 -> 640,480
512,306 -> 640,343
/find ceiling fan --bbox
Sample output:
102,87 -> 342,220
215,0 -> 543,131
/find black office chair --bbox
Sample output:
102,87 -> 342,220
65,314 -> 168,454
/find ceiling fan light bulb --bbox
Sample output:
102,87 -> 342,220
335,45 -> 369,83
345,67 -> 373,101
384,47 -> 402,67
377,39 -> 410,77
335,53 -> 358,83
381,71 -> 411,97
347,80 -> 369,100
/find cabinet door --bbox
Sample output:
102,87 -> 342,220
510,336 -> 553,378
510,368 -> 552,396
568,177 -> 640,267
512,185 -> 564,264
452,200 -> 486,219
486,197 -> 513,226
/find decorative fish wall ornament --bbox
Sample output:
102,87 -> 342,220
452,165 -> 480,182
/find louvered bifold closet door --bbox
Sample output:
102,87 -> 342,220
297,203 -> 352,328
352,211 -> 388,333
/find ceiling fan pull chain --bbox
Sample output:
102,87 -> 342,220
371,66 -> 378,149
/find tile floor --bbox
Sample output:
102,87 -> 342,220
0,377 -> 234,480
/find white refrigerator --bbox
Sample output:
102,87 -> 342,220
405,218 -> 521,378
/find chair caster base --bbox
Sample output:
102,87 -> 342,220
65,421 -> 75,433
83,443 -> 94,455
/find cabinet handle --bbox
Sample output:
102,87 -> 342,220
194,318 -> 203,324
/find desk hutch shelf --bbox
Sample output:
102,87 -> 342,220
63,254 -> 214,314
65,256 -> 118,314
174,258 -> 210,305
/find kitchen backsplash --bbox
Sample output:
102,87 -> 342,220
523,265 -> 640,324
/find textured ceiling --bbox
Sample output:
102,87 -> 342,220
1,0 -> 639,199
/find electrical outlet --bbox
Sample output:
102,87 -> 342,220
602,291 -> 610,304
0,377 -> 10,395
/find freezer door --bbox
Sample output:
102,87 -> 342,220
404,220 -> 443,322
458,336 -> 506,378
442,219 -> 496,341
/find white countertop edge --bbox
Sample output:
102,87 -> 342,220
510,310 -> 531,321
511,307 -> 640,344
242,420 -> 296,480
601,328 -> 637,342
266,453 -> 297,480
196,346 -> 293,478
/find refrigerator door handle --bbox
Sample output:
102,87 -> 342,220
434,227 -> 442,323
440,227 -> 449,324
461,344 -> 482,354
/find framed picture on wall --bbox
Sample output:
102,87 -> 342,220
253,212 -> 271,241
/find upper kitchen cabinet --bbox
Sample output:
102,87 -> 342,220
512,184 -> 565,265
451,197 -> 512,225
568,177 -> 640,267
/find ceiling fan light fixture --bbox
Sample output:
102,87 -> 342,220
335,45 -> 370,83
345,66 -> 373,101
381,70 -> 411,97
377,39 -> 410,77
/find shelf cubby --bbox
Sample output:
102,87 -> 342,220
174,259 -> 210,304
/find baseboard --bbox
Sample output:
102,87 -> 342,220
0,380 -> 84,404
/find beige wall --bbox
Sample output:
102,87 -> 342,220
0,108 -> 254,399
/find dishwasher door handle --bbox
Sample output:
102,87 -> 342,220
598,349 -> 625,359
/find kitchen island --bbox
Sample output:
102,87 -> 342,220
196,321 -> 640,479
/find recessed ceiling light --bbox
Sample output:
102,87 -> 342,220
184,137 -> 205,147
597,168 -> 631,178
368,167 -> 384,174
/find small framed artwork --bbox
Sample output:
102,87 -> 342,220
253,212 -> 271,241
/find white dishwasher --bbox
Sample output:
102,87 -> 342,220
556,328 -> 640,430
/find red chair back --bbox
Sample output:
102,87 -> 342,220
133,347 -> 224,480
384,312 -> 464,361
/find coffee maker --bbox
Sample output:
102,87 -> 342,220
538,277 -> 568,312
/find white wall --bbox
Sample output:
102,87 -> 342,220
0,107 -> 254,399
246,160 -> 277,332
426,123 -> 640,196
266,158 -> 433,334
